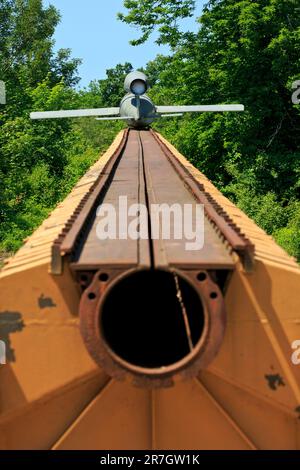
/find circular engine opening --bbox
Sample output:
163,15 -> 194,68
100,270 -> 205,369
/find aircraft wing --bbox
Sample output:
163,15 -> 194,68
156,105 -> 244,113
30,107 -> 120,120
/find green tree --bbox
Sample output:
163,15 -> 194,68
118,0 -> 195,47
0,1 -> 94,254
0,0 -> 81,113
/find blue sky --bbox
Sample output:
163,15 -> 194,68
43,0 -> 205,88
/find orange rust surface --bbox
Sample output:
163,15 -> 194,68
0,130 -> 299,449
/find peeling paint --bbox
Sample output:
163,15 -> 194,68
264,373 -> 285,391
38,294 -> 56,309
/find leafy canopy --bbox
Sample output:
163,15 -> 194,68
118,0 -> 195,46
119,0 -> 300,260
0,0 -> 121,254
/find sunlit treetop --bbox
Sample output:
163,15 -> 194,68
117,0 -> 196,47
118,0 -> 300,49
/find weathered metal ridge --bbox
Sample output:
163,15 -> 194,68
51,129 -> 130,275
150,129 -> 255,272
51,128 -> 254,275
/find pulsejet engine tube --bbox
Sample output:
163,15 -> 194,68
121,71 -> 155,128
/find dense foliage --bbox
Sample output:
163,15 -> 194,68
119,0 -> 300,260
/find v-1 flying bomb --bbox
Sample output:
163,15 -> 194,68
30,71 -> 244,127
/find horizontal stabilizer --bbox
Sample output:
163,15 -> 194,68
30,107 -> 120,120
157,105 -> 244,113
95,116 -> 132,121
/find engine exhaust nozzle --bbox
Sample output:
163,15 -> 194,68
79,268 -> 226,388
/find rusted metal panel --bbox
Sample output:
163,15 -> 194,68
199,371 -> 300,450
151,130 -> 255,271
79,268 -> 226,388
139,130 -> 234,269
0,263 -> 105,421
0,374 -> 107,450
152,379 -> 255,450
156,132 -> 297,268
